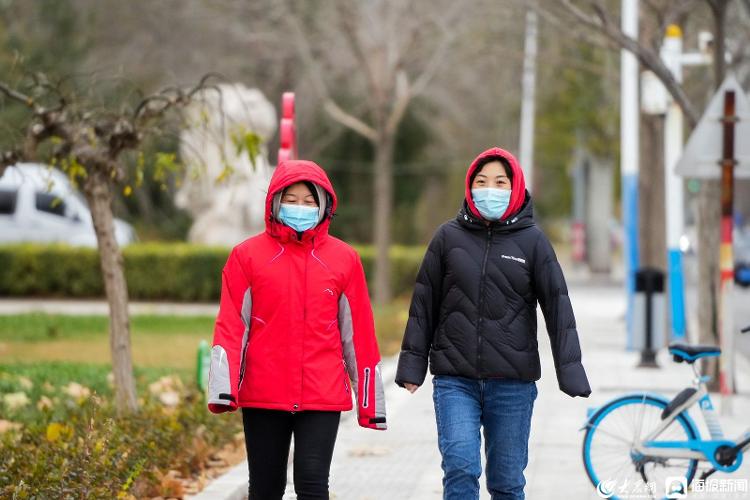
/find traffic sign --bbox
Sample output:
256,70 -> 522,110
675,74 -> 750,178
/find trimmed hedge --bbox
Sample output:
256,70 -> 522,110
0,242 -> 424,301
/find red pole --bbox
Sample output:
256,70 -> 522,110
718,90 -> 736,399
278,92 -> 296,166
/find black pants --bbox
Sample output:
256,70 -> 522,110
242,408 -> 341,500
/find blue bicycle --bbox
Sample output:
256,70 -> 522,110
581,325 -> 750,499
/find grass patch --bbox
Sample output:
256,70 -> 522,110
0,361 -> 192,422
0,313 -> 215,342
0,299 -> 409,370
0,314 -> 215,370
374,297 -> 410,356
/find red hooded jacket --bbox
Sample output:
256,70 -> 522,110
208,160 -> 386,430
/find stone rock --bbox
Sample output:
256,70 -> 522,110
177,83 -> 277,246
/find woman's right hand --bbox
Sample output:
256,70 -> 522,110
404,383 -> 419,394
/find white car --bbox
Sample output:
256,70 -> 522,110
0,163 -> 137,247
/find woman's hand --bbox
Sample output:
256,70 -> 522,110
404,383 -> 419,394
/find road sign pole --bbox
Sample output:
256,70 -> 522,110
719,90 -> 737,410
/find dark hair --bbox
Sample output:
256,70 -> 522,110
283,181 -> 320,206
303,181 -> 320,206
470,156 -> 513,186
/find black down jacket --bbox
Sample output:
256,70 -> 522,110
395,148 -> 591,398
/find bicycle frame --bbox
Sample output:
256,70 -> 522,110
632,362 -> 750,473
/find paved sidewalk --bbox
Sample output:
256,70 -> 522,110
298,283 -> 750,499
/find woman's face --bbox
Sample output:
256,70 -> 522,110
281,182 -> 319,207
471,161 -> 511,190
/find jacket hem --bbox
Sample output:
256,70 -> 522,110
237,400 -> 354,412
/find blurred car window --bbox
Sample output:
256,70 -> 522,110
0,189 -> 17,214
35,192 -> 67,217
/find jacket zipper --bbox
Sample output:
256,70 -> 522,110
362,367 -> 371,408
299,239 -> 310,411
476,226 -> 492,377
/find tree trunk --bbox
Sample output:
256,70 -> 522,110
698,180 -> 722,391
372,131 -> 394,306
638,113 -> 666,270
83,169 -> 138,413
699,0 -> 729,392
585,159 -> 613,273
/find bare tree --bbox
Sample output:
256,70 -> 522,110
0,74 -> 227,413
545,0 -> 746,389
282,0 -> 465,305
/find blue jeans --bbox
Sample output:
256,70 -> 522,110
432,375 -> 537,500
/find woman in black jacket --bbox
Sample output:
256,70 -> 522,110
396,147 -> 591,500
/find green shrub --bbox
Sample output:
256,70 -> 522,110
0,242 -> 425,301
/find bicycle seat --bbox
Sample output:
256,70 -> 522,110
669,343 -> 721,364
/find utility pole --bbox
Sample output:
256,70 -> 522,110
661,26 -> 687,341
519,8 -> 538,191
621,0 -> 640,349
660,26 -> 712,341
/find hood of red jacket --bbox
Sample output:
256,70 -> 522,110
265,160 -> 338,243
464,147 -> 526,221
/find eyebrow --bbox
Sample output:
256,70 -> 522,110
476,174 -> 508,179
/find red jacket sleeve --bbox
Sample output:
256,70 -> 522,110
208,248 -> 251,413
338,252 -> 387,430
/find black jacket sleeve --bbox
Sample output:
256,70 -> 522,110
533,232 -> 591,398
395,226 -> 445,387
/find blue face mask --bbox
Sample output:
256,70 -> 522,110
471,188 -> 512,221
278,203 -> 319,232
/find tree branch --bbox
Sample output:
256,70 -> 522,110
558,0 -> 700,128
282,0 -> 377,142
0,81 -> 38,111
410,3 -> 462,97
323,101 -> 378,141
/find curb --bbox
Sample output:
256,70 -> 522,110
186,355 -> 400,500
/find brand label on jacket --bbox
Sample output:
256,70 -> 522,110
501,254 -> 526,264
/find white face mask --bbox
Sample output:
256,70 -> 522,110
471,188 -> 512,221
278,203 -> 319,232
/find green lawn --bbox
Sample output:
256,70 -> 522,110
0,313 -> 215,370
0,301 -> 408,370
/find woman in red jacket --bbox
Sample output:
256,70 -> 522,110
208,160 -> 386,500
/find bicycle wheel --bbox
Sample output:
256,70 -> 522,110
582,395 -> 699,500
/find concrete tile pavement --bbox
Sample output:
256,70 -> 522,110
192,282 -> 750,499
